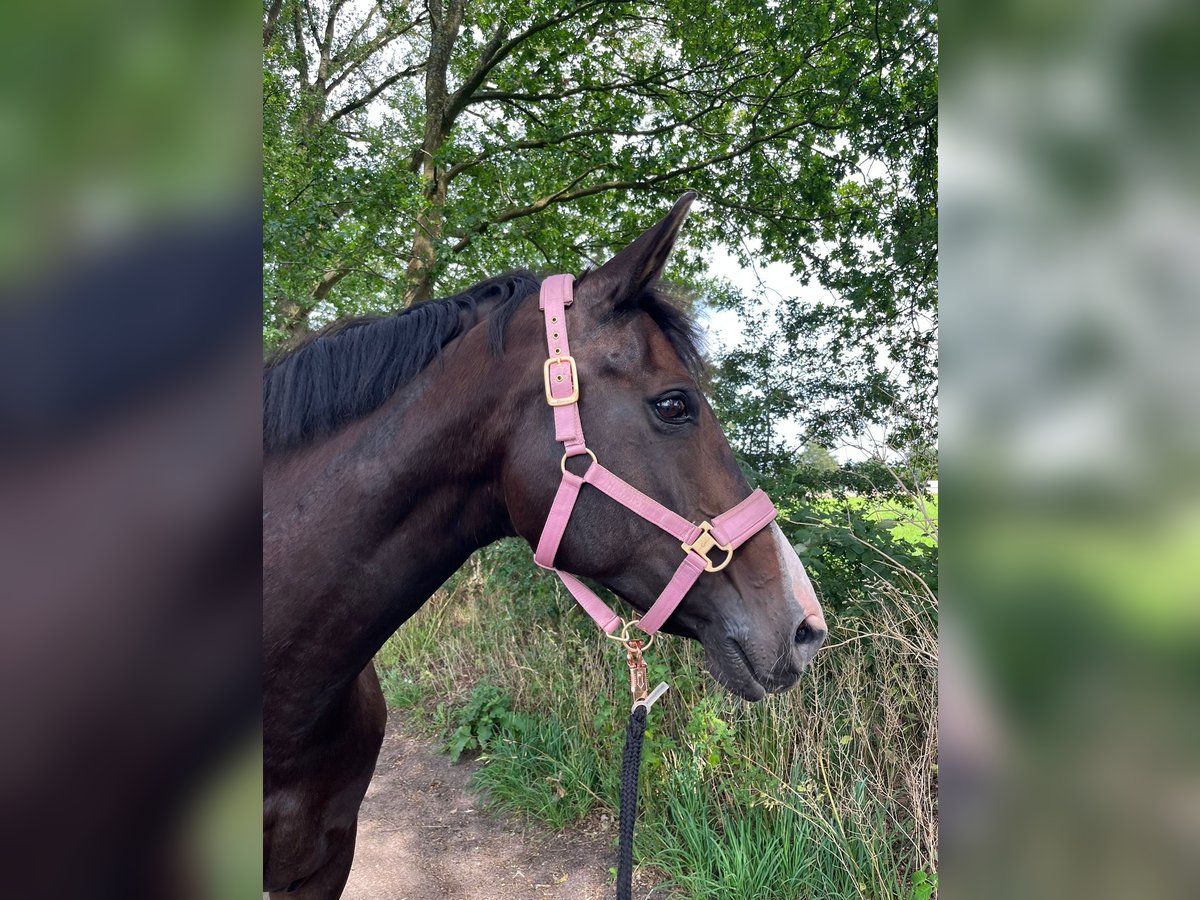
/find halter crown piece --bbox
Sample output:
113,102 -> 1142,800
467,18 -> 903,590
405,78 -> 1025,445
533,274 -> 778,636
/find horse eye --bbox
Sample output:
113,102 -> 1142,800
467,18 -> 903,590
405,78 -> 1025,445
654,395 -> 689,422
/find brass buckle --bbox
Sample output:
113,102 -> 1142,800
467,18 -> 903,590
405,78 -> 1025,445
681,521 -> 733,572
543,355 -> 579,406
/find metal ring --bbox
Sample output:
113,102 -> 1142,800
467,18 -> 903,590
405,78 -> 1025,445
603,618 -> 655,650
560,447 -> 598,475
604,621 -> 631,642
633,627 -> 656,651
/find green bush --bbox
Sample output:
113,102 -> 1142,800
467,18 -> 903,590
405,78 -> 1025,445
908,870 -> 938,900
442,683 -> 528,763
748,460 -> 939,613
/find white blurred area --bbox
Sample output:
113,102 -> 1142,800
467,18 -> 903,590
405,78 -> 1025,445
941,0 -> 1200,897
942,28 -> 1200,500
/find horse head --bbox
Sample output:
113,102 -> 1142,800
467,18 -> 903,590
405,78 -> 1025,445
504,194 -> 826,700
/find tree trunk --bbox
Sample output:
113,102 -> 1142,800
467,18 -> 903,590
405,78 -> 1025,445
263,0 -> 285,47
402,0 -> 462,307
278,296 -> 309,339
402,165 -> 446,306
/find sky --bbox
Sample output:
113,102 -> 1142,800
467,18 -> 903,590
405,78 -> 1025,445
700,243 -> 807,354
697,244 -> 873,462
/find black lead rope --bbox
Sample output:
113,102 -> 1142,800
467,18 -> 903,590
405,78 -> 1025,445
614,676 -> 667,900
616,703 -> 649,900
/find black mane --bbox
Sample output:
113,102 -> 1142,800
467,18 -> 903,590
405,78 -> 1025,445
263,271 -> 704,455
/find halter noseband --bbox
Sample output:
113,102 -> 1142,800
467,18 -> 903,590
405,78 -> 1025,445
532,274 -> 778,635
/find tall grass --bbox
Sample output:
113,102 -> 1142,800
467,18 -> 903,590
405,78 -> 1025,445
375,541 -> 937,899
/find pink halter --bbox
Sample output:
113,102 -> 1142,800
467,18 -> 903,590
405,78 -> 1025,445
533,274 -> 778,635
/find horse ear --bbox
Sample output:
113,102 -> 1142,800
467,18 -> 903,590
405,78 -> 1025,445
591,192 -> 695,300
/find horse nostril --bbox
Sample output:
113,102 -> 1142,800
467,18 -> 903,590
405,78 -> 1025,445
795,617 -> 827,649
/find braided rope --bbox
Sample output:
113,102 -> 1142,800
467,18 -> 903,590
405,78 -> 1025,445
616,704 -> 648,900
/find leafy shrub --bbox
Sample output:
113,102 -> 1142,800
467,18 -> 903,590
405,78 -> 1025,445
378,669 -> 424,710
744,459 -> 938,613
443,683 -> 526,763
908,870 -> 937,900
684,699 -> 736,770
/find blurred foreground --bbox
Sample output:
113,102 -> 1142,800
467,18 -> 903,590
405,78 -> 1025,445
0,1 -> 260,897
942,0 -> 1200,897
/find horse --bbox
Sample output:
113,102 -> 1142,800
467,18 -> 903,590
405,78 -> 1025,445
262,193 -> 827,898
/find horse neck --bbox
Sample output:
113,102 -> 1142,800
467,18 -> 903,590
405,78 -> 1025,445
263,314 -> 538,707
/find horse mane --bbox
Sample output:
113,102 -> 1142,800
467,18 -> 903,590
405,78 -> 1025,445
263,270 -> 705,456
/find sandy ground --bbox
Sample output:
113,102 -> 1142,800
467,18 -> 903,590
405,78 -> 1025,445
342,715 -> 667,900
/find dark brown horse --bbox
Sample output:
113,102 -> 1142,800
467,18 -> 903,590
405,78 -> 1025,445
263,195 -> 827,897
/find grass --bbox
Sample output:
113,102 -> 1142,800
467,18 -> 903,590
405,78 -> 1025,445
375,538 -> 937,899
859,494 -> 939,549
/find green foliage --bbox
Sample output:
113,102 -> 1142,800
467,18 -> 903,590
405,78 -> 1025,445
712,278 -> 937,467
652,773 -> 822,900
736,453 -> 939,613
684,699 -> 736,771
263,2 -> 937,423
909,870 -> 938,900
798,443 -> 841,473
378,542 -> 938,898
442,683 -> 527,763
712,320 -> 939,611
379,666 -> 426,711
473,709 -> 605,829
787,493 -> 938,614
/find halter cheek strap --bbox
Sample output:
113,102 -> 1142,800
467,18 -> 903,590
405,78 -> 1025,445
532,274 -> 778,635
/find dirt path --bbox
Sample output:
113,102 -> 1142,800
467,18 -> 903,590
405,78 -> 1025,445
343,715 -> 666,899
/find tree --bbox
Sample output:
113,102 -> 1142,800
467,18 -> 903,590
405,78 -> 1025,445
263,0 -> 937,387
798,443 -> 839,473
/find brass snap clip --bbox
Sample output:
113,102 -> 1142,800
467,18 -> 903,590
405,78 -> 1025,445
604,618 -> 655,651
626,640 -> 649,703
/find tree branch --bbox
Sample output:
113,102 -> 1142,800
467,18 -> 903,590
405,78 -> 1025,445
312,265 -> 352,301
466,63 -> 691,107
303,0 -> 322,50
316,0 -> 348,84
451,120 -> 812,254
444,98 -> 726,182
332,0 -> 381,62
327,64 -> 426,123
292,2 -> 311,86
443,0 -> 610,130
263,0 -> 285,48
325,8 -> 429,95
